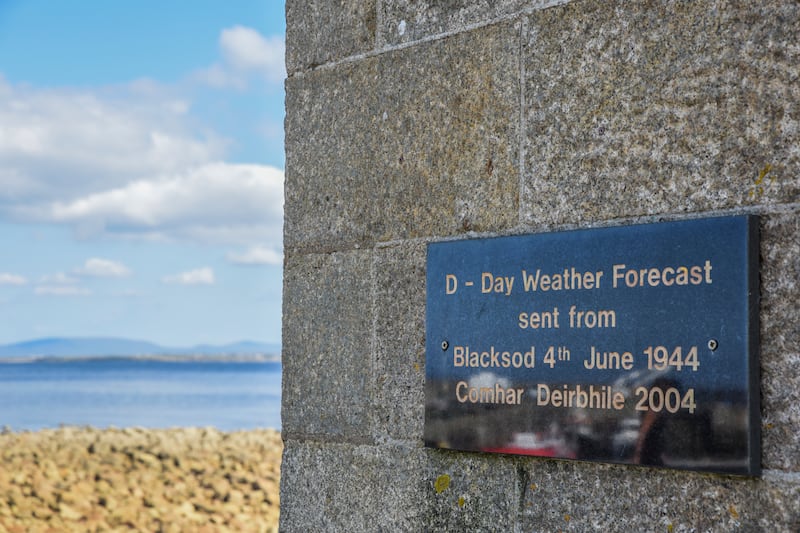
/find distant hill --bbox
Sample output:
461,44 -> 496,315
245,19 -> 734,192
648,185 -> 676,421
0,337 -> 281,361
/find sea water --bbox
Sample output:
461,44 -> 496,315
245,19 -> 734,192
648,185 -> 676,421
0,359 -> 281,431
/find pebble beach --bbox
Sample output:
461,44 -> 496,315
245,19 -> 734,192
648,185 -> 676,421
0,427 -> 282,532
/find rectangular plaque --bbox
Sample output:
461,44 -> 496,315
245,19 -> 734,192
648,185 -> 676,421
425,216 -> 759,475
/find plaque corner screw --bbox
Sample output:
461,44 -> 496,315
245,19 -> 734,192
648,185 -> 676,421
708,339 -> 719,351
441,340 -> 449,351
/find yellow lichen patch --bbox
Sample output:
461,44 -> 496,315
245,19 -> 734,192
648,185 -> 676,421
667,524 -> 674,532
729,504 -> 739,519
749,163 -> 776,198
530,483 -> 537,491
434,474 -> 451,494
564,514 -> 571,522
756,164 -> 773,185
457,496 -> 465,508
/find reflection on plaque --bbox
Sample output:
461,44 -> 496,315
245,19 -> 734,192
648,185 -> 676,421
424,216 -> 759,476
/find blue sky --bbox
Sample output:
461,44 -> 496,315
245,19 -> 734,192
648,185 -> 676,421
0,1 -> 286,346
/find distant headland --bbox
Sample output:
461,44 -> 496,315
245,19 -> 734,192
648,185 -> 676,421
0,337 -> 281,363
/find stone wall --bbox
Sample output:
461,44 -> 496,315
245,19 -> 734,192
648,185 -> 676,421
281,1 -> 800,530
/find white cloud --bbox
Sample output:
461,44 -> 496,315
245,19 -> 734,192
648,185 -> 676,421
10,161 -> 283,248
35,270 -> 92,296
35,286 -> 91,297
221,27 -> 285,79
193,64 -> 247,90
39,272 -> 78,285
0,272 -> 27,285
75,258 -> 131,278
194,27 -> 285,89
163,267 -> 215,286
0,77 -> 228,210
228,245 -> 283,266
0,46 -> 285,252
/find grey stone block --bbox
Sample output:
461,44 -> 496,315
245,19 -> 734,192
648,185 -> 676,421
379,0 -> 541,46
760,211 -> 800,471
421,448 -> 521,531
281,250 -> 374,441
519,459 -> 800,531
286,0 -> 376,73
279,441 -> 427,531
279,443 -> 523,531
522,1 -> 800,227
285,22 -> 520,251
374,241 -> 427,442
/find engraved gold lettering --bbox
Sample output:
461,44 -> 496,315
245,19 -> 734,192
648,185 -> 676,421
517,307 -> 560,329
584,346 -> 633,370
452,346 -> 535,369
456,381 -> 525,405
612,261 -> 713,288
568,306 -> 616,328
536,384 -> 625,410
446,274 -> 458,294
481,272 -> 514,296
521,268 -> 603,292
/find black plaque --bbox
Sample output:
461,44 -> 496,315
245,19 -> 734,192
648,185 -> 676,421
425,216 -> 759,475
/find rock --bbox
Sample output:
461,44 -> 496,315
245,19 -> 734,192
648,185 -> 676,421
58,503 -> 83,521
0,427 -> 282,531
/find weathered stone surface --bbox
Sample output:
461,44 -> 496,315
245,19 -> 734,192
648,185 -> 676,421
280,441 -> 427,531
522,1 -> 800,227
760,210 -> 800,472
374,241 -> 427,442
519,458 -> 800,531
279,441 -> 521,531
282,250 -> 375,440
422,448 -> 521,531
285,0 -> 376,73
285,22 -> 520,251
380,0 -> 556,46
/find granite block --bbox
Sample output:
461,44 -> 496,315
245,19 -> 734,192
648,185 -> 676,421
379,0 -> 542,46
519,459 -> 800,531
279,441 -> 427,531
760,211 -> 800,472
421,448 -> 522,531
285,22 -> 520,251
281,250 -> 374,440
374,241 -> 427,442
522,1 -> 800,227
285,0 -> 376,73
